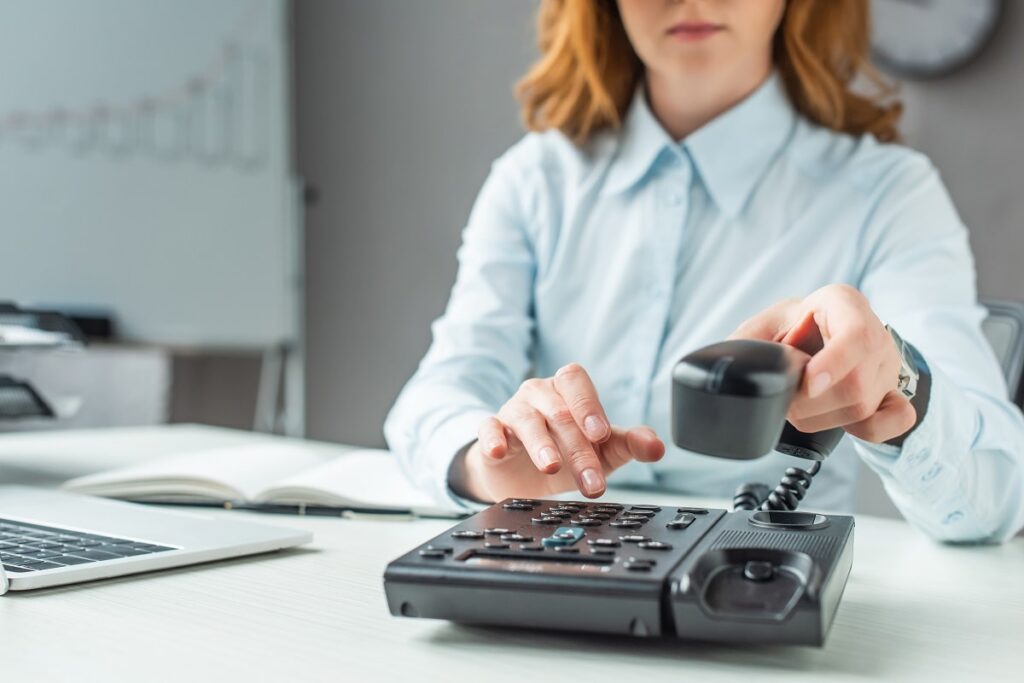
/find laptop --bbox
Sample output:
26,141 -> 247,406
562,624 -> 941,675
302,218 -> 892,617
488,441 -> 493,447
0,485 -> 311,594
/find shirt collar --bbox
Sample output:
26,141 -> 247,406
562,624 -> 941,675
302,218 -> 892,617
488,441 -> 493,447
605,72 -> 796,218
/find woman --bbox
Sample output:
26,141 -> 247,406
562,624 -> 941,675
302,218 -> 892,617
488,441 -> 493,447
385,0 -> 1024,542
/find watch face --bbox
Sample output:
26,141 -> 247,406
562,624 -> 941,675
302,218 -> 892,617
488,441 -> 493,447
898,370 -> 912,391
885,324 -> 919,399
870,0 -> 1003,78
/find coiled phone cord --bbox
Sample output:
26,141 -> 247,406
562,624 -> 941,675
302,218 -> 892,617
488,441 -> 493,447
732,460 -> 822,512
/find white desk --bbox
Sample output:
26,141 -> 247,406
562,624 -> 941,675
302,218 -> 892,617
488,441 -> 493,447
1,425 -> 1022,682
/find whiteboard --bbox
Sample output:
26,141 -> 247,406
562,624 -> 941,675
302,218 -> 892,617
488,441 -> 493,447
0,0 -> 295,348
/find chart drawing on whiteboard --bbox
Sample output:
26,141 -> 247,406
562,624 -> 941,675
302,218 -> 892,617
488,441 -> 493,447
0,0 -> 296,348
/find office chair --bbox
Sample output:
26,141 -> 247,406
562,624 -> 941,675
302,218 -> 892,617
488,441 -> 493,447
980,298 -> 1024,407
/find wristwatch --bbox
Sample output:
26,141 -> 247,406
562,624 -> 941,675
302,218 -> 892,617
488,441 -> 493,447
885,324 -> 919,399
883,324 -> 931,446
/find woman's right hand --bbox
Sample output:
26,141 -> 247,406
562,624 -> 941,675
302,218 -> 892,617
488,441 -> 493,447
455,363 -> 665,502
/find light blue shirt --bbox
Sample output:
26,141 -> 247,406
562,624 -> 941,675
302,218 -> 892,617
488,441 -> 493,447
384,73 -> 1024,542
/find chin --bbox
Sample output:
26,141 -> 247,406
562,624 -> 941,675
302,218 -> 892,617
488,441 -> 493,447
660,51 -> 726,78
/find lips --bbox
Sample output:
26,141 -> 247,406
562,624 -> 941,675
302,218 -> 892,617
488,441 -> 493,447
667,21 -> 724,41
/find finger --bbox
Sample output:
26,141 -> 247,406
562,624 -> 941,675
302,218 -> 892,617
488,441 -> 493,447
844,390 -> 917,444
797,298 -> 884,399
530,397 -> 604,497
496,403 -> 562,474
788,392 -> 885,434
789,360 -> 884,421
729,298 -> 803,342
477,417 -> 508,460
502,427 -> 528,459
552,363 -> 611,443
552,428 -> 605,497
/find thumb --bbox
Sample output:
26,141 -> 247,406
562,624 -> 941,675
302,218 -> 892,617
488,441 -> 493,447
780,310 -> 825,356
597,426 -> 665,473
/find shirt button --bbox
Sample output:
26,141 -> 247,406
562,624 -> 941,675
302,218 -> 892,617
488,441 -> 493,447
662,191 -> 684,206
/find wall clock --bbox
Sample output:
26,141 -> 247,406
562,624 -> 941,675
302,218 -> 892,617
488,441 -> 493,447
870,0 -> 1004,78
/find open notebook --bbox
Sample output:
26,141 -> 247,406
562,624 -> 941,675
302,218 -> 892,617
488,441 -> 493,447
62,443 -> 461,518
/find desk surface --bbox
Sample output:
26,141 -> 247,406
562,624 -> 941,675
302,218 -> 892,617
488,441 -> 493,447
1,425 -> 1022,682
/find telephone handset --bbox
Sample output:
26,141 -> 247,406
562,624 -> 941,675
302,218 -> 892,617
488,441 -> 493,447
384,339 -> 855,645
671,339 -> 845,511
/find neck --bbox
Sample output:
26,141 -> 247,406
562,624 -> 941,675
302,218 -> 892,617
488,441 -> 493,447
645,62 -> 773,141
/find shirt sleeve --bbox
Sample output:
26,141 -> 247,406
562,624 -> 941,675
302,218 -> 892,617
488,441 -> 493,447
383,146 -> 537,511
853,153 -> 1024,543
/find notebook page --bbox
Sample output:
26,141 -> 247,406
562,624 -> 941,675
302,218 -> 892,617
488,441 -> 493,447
63,443 -> 337,502
256,449 -> 450,513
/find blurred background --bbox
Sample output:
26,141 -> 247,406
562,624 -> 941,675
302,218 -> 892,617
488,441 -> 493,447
2,0 -> 1022,518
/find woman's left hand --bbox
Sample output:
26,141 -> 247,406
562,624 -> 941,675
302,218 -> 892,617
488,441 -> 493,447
729,284 -> 916,444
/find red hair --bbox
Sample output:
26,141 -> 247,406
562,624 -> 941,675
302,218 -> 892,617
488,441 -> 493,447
516,0 -> 902,144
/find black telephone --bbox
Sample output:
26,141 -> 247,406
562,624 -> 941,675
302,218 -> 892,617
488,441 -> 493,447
384,340 -> 855,645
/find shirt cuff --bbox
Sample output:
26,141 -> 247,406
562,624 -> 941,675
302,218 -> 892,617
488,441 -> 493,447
852,363 -> 986,537
421,409 -> 494,513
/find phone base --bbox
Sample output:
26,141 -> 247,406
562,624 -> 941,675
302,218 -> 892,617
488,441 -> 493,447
384,498 -> 854,645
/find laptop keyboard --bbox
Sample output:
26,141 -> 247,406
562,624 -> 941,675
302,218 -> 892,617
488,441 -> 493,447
0,518 -> 175,574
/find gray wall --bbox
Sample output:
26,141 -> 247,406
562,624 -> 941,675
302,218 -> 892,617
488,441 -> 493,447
899,1 -> 1024,301
295,0 -> 537,447
294,0 -> 1024,483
